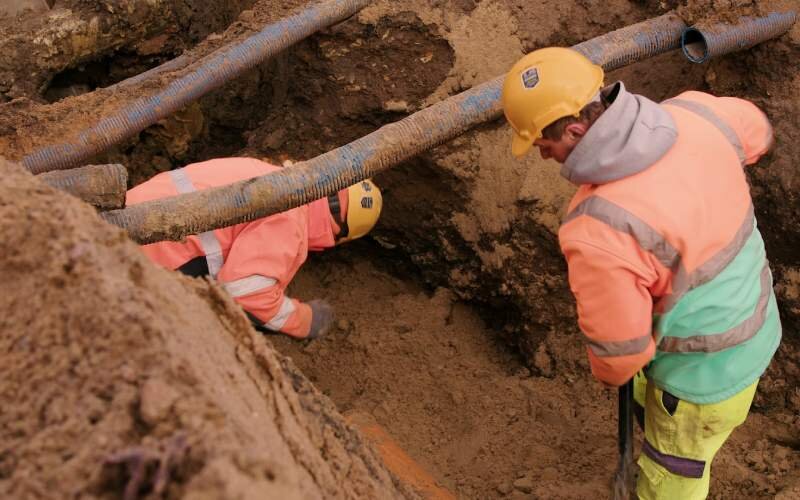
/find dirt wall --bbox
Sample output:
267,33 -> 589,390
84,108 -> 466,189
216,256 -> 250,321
273,247 -> 800,499
0,0 -> 259,102
0,157 -> 413,499
0,0 -> 799,447
1,1 -> 800,498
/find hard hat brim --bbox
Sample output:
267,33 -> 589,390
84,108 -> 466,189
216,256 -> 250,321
511,131 -> 534,157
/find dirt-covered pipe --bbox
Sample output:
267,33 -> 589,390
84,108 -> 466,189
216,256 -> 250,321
682,11 -> 797,63
21,0 -> 372,175
38,164 -> 128,210
101,13 -> 688,244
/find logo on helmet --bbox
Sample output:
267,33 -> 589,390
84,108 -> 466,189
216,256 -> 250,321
361,181 -> 372,191
361,197 -> 373,209
521,67 -> 539,90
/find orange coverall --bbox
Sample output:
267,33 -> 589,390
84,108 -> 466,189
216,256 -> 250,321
126,157 -> 337,338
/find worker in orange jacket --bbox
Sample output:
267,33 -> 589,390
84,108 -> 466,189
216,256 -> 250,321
502,48 -> 780,499
126,157 -> 383,340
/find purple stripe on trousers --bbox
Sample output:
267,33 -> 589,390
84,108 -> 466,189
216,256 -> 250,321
642,440 -> 706,479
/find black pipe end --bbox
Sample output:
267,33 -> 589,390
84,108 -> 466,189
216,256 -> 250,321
681,28 -> 709,63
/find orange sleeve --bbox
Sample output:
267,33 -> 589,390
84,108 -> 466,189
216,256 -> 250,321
718,97 -> 773,165
235,289 -> 312,339
560,219 -> 657,386
216,214 -> 313,338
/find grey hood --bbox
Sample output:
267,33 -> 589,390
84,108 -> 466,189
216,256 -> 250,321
561,82 -> 678,185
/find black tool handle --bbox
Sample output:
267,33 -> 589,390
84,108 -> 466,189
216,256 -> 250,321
618,379 -> 635,456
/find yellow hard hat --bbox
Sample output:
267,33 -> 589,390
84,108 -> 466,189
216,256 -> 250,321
336,179 -> 382,244
501,47 -> 604,157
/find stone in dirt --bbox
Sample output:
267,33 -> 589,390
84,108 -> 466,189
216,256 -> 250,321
512,476 -> 533,493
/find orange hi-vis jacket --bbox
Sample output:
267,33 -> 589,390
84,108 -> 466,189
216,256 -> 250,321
126,158 -> 337,339
558,83 -> 780,403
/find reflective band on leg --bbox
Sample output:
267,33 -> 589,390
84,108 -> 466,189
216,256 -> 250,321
642,439 -> 705,479
264,296 -> 296,331
168,168 -> 225,278
662,98 -> 746,166
222,275 -> 278,298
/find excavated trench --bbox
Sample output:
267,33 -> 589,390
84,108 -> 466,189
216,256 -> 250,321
2,0 -> 800,498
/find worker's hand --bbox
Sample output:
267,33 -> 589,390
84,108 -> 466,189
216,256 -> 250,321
307,299 -> 334,339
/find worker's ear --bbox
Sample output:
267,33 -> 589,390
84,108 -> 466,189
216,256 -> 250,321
564,122 -> 589,142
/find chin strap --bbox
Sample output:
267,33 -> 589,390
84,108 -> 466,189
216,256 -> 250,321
327,194 -> 349,240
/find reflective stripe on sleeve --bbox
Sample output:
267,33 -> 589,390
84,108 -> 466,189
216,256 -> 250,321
168,168 -> 225,278
565,197 -> 756,317
662,98 -> 746,166
563,196 -> 680,271
564,197 -> 764,354
221,275 -> 278,298
588,334 -> 652,357
264,296 -> 296,331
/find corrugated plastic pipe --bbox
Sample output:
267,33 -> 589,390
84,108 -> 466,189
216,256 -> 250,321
101,13 -> 689,244
21,0 -> 371,174
38,163 -> 128,210
109,54 -> 191,90
682,10 -> 796,63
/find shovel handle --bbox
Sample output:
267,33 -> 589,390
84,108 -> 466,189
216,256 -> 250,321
613,379 -> 637,500
618,379 -> 635,456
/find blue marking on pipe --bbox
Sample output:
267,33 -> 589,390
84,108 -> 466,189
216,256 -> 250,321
459,85 -> 502,116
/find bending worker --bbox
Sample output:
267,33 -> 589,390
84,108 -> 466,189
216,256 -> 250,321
127,157 -> 382,340
501,47 -> 780,498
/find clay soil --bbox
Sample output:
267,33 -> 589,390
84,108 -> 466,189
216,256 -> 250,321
2,0 -> 800,499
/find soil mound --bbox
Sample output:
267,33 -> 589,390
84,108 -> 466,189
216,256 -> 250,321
0,158 -> 411,499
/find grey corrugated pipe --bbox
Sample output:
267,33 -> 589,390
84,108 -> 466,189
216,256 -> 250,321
109,55 -> 191,91
38,164 -> 128,210
682,10 -> 796,63
21,0 -> 372,174
101,13 -> 689,244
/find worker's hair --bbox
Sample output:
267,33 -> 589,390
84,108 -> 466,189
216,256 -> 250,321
541,100 -> 607,140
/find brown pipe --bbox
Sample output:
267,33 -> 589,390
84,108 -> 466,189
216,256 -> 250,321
38,164 -> 128,210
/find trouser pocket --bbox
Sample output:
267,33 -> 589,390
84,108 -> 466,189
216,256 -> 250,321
661,390 -> 679,416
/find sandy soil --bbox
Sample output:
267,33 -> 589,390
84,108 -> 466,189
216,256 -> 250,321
274,246 -> 800,499
1,0 -> 799,498
0,158 -> 412,499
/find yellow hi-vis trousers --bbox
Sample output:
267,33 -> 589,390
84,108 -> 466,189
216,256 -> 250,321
633,374 -> 758,500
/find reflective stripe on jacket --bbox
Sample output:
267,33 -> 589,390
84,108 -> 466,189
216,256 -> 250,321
126,157 -> 336,338
558,84 -> 780,403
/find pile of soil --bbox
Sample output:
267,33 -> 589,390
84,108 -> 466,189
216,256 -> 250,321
0,158 -> 411,499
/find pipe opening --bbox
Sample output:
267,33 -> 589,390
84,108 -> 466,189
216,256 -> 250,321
681,28 -> 709,63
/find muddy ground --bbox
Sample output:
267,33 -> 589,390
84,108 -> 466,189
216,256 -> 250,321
1,0 -> 800,498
